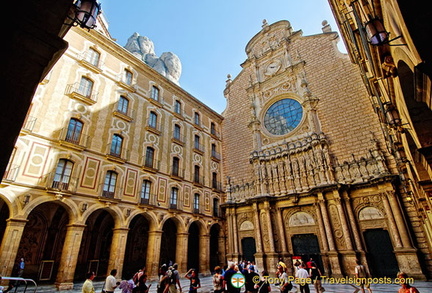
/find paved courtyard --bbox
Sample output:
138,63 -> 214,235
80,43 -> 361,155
14,275 -> 432,293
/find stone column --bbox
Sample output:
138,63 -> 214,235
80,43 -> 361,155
55,224 -> 86,290
263,201 -> 278,269
199,233 -> 210,275
0,218 -> 27,277
232,210 -> 240,258
386,191 -> 412,248
333,191 -> 353,251
318,195 -> 342,277
253,203 -> 264,270
176,232 -> 189,273
146,230 -> 163,278
381,193 -> 403,248
342,193 -> 363,252
107,227 -> 129,278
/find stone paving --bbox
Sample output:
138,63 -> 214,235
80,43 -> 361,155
10,275 -> 432,293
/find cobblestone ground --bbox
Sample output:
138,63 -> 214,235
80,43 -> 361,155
12,275 -> 432,293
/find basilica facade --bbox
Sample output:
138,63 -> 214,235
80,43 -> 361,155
221,19 -> 430,280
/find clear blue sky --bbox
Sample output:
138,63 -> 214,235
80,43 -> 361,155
102,1 -> 344,114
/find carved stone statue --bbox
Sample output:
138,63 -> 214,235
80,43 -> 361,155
124,32 -> 182,84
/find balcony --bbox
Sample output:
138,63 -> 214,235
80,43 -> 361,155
143,160 -> 159,173
22,116 -> 37,133
145,124 -> 162,136
113,108 -> 134,122
57,127 -> 90,151
99,186 -> 122,203
193,142 -> 205,155
43,171 -> 78,194
77,52 -> 103,74
170,169 -> 184,180
116,75 -> 136,93
2,164 -> 19,182
106,145 -> 128,164
65,83 -> 98,105
172,134 -> 185,146
193,175 -> 205,186
211,150 -> 221,161
212,181 -> 223,192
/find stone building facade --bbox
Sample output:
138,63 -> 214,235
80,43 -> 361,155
221,19 -> 429,279
0,25 -> 225,289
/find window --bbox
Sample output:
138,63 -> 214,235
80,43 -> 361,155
172,157 -> 180,177
66,118 -> 83,144
174,100 -> 181,114
149,111 -> 157,129
211,122 -> 217,136
170,187 -> 178,209
194,165 -> 200,184
124,69 -> 133,85
78,76 -> 94,97
151,86 -> 159,101
264,98 -> 303,135
174,124 -> 181,140
87,48 -> 100,67
193,193 -> 200,213
140,180 -> 152,204
117,96 -> 129,115
212,172 -> 218,189
194,135 -> 200,150
103,171 -> 117,198
110,134 -> 123,157
213,198 -> 220,217
194,112 -> 200,126
145,147 -> 155,168
52,159 -> 73,190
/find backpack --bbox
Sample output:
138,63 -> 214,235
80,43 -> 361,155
168,269 -> 177,285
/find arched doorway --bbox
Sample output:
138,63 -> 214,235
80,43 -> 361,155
75,209 -> 114,280
291,234 -> 322,270
187,221 -> 200,271
160,218 -> 177,266
123,214 -> 150,279
210,224 -> 221,271
17,202 -> 69,282
241,237 -> 256,262
364,229 -> 399,277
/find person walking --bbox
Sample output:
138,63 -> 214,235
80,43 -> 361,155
212,266 -> 224,293
82,272 -> 96,293
354,259 -> 372,293
295,263 -> 310,293
397,272 -> 420,293
105,269 -> 120,293
309,262 -> 324,293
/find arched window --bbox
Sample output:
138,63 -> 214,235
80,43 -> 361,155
103,170 -> 117,198
151,86 -> 160,101
172,157 -> 180,177
53,159 -> 73,190
66,118 -> 83,144
170,187 -> 178,209
193,193 -> 200,213
124,69 -> 133,85
174,124 -> 181,141
117,95 -> 129,115
149,111 -> 158,129
145,146 -> 155,168
87,48 -> 100,66
78,76 -> 94,97
194,112 -> 200,126
174,100 -> 182,114
141,179 -> 152,204
110,134 -> 123,157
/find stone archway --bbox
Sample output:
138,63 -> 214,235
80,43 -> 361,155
187,221 -> 200,271
123,214 -> 150,279
17,202 -> 69,282
74,209 -> 114,280
160,218 -> 177,266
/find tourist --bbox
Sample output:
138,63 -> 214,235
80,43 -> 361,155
354,259 -> 372,293
309,262 -> 325,293
212,266 -> 224,293
104,269 -> 120,293
184,268 -> 200,293
397,272 -> 420,293
82,272 -> 96,293
295,263 -> 310,293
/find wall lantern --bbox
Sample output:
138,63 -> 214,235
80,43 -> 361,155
365,18 -> 389,45
69,0 -> 102,30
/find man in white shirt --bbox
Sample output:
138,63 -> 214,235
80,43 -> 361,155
295,263 -> 311,293
105,269 -> 120,293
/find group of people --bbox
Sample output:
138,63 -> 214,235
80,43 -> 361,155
78,259 -> 421,293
